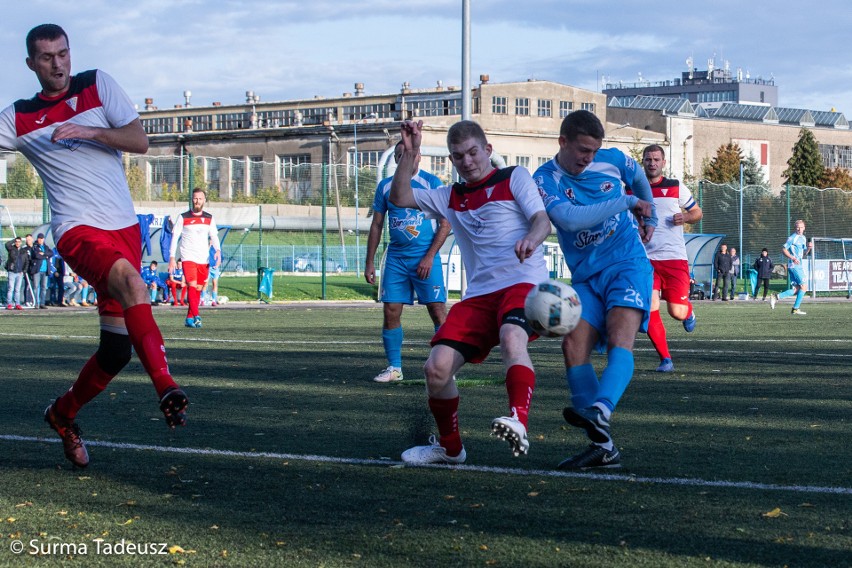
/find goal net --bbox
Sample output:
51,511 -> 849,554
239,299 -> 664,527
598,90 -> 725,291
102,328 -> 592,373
810,237 -> 852,298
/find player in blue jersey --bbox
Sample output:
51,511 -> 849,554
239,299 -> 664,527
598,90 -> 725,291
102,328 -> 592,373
533,110 -> 657,470
771,219 -> 812,315
365,141 -> 451,383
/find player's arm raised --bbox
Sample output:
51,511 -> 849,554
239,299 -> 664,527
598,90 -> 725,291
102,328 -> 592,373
389,121 -> 422,209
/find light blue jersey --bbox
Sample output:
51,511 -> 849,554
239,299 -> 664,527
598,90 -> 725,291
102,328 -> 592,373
783,232 -> 809,268
373,170 -> 444,260
533,149 -> 657,284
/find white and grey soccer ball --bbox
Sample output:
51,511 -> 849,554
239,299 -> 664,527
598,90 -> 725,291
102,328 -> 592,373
524,280 -> 582,337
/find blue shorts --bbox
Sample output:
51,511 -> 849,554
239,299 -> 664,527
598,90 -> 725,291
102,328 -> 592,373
380,253 -> 447,305
789,265 -> 806,287
572,258 -> 653,350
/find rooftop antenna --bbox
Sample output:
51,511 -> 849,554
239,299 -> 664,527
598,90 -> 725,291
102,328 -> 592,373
686,56 -> 694,79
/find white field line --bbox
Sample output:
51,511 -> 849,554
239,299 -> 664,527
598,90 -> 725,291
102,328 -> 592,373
2,434 -> 850,496
4,331 -> 852,351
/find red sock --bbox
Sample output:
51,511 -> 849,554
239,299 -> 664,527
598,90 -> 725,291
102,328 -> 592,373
647,309 -> 671,360
181,286 -> 188,305
428,396 -> 462,457
168,283 -> 178,303
123,303 -> 177,397
187,286 -> 200,318
505,364 -> 536,427
55,354 -> 114,419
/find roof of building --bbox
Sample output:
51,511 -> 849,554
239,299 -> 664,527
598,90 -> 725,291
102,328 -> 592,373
608,95 -> 695,115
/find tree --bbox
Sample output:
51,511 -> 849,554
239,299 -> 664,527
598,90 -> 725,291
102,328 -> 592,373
125,164 -> 148,201
2,157 -> 43,198
742,152 -> 768,188
783,128 -> 824,187
702,142 -> 743,184
819,167 -> 852,190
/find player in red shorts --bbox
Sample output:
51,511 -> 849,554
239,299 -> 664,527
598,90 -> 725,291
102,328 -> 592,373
168,187 -> 221,329
390,119 -> 552,464
0,24 -> 188,468
641,145 -> 703,372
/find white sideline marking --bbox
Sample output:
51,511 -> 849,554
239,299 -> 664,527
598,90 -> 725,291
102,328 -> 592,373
3,434 -> 849,496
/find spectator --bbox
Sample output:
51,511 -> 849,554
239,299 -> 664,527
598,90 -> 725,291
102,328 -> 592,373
729,247 -> 740,300
21,233 -> 34,305
713,244 -> 732,301
29,232 -> 53,309
48,250 -> 65,306
168,259 -> 187,306
64,271 -> 84,306
5,236 -> 30,309
141,260 -> 166,305
753,248 -> 774,301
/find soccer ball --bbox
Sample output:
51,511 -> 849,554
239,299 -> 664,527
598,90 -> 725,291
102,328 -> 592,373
524,280 -> 582,337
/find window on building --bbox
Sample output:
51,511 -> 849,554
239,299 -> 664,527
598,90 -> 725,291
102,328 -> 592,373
515,156 -> 531,169
231,157 -> 245,195
217,112 -> 249,130
141,117 -> 173,135
279,154 -> 313,202
249,156 -> 265,196
205,158 -> 221,194
559,101 -> 574,118
537,99 -> 552,117
515,98 -> 530,116
430,156 -> 449,180
538,156 -> 551,167
492,96 -> 508,114
580,102 -> 596,112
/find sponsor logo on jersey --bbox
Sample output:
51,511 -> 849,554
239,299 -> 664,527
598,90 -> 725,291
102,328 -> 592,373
35,114 -> 47,125
573,217 -> 618,249
600,181 -> 615,192
57,138 -> 82,151
563,186 -> 576,201
390,213 -> 424,240
485,187 -> 494,199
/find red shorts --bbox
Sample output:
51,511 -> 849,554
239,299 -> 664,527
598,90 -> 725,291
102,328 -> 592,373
432,282 -> 537,363
57,224 -> 142,319
182,261 -> 209,287
651,259 -> 691,306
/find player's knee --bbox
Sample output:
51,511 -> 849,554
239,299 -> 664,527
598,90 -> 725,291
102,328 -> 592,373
423,359 -> 451,389
96,330 -> 132,375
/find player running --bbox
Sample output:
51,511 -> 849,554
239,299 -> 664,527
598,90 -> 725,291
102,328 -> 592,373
641,145 -> 702,372
169,187 -> 221,328
534,110 -> 657,470
771,219 -> 812,315
0,24 -> 187,468
391,119 -> 551,464
365,141 -> 450,383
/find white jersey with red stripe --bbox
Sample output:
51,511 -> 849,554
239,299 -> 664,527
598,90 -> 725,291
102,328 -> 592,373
644,177 -> 696,261
412,165 -> 548,299
0,70 -> 140,242
169,210 -> 221,264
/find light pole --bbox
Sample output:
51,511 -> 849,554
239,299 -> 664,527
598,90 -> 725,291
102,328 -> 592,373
354,112 -> 377,274
739,160 -> 745,295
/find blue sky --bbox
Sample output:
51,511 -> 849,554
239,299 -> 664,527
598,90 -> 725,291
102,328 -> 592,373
3,0 -> 852,114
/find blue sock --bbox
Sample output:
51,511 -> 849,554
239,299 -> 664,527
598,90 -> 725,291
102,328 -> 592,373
149,288 -> 157,302
212,291 -> 218,301
793,289 -> 805,309
596,346 -> 635,412
566,364 -> 599,409
778,288 -> 795,300
382,327 -> 403,368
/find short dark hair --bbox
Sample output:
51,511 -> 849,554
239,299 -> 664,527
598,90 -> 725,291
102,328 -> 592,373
447,120 -> 488,148
192,187 -> 206,197
559,110 -> 605,141
26,24 -> 68,58
643,144 -> 666,159
762,248 -> 768,252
